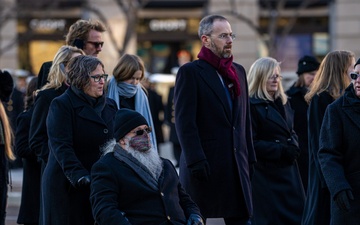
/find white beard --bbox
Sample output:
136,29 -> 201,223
126,144 -> 163,180
101,138 -> 163,180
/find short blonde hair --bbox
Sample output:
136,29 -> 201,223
112,54 -> 145,82
248,57 -> 287,104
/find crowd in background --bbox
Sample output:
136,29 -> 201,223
1,14 -> 360,225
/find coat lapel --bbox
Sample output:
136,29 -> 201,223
197,60 -> 232,121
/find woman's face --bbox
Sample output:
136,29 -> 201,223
123,70 -> 142,85
266,67 -> 281,98
346,57 -> 356,82
352,64 -> 360,98
84,64 -> 106,98
302,70 -> 317,87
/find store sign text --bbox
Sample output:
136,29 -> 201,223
149,19 -> 186,32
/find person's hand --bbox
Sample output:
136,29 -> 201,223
335,189 -> 354,212
186,214 -> 204,225
281,144 -> 300,164
189,160 -> 210,181
76,175 -> 91,188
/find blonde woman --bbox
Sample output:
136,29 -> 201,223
0,70 -> 15,225
248,57 -> 305,225
29,45 -> 84,171
302,50 -> 355,225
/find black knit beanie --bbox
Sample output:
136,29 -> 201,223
0,70 -> 14,102
296,55 -> 320,75
114,108 -> 149,141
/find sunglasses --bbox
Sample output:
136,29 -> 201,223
350,72 -> 360,80
86,41 -> 104,48
133,127 -> 152,136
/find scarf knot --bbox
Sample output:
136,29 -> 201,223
197,46 -> 240,98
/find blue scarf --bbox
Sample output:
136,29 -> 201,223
107,77 -> 157,150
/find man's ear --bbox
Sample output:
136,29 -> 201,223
201,35 -> 210,47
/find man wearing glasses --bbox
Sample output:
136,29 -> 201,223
37,19 -> 106,89
174,14 -> 255,225
90,108 -> 204,225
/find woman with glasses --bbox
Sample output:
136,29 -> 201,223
317,58 -> 360,224
107,54 -> 158,151
40,55 -> 117,225
247,57 -> 305,225
302,50 -> 355,225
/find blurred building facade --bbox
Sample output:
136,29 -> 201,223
0,0 -> 359,86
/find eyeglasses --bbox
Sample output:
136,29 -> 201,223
89,74 -> 108,82
133,127 -> 152,136
350,72 -> 360,80
86,41 -> 104,48
268,74 -> 283,81
208,33 -> 236,41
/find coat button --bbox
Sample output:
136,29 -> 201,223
103,129 -> 108,134
167,216 -> 171,220
160,192 -> 164,197
234,148 -> 237,152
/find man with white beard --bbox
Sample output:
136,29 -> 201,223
90,108 -> 204,225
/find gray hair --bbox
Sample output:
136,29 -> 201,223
67,55 -> 104,90
198,15 -> 228,38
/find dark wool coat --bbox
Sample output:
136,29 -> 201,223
174,59 -> 256,219
249,97 -> 305,225
29,83 -> 68,169
15,107 -> 41,224
40,88 -> 117,225
90,145 -> 202,225
301,91 -> 333,225
0,121 -> 8,225
37,61 -> 52,89
318,84 -> 360,224
286,84 -> 309,191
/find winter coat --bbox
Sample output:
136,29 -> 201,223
40,87 -> 117,225
250,97 -> 305,225
29,83 -> 68,169
301,91 -> 333,225
90,145 -> 202,225
15,107 -> 41,224
174,59 -> 256,219
318,84 -> 360,224
286,84 -> 309,191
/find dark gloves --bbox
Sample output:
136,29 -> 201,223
189,160 -> 210,181
335,189 -> 354,212
187,214 -> 204,225
281,144 -> 300,164
76,175 -> 91,188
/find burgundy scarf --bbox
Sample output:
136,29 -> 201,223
197,46 -> 240,98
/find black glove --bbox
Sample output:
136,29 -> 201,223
76,175 -> 91,188
281,144 -> 300,164
186,214 -> 204,225
189,160 -> 210,181
335,189 -> 354,212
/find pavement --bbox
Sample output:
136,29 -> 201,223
5,142 -> 225,225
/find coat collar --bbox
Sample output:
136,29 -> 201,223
196,60 -> 233,121
250,97 -> 293,133
113,144 -> 159,191
341,84 -> 360,129
64,87 -> 115,126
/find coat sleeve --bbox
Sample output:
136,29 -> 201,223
46,97 -> 89,186
29,92 -> 52,162
90,160 -> 131,225
174,64 -> 206,166
318,103 -> 350,199
308,94 -> 333,188
15,111 -> 35,159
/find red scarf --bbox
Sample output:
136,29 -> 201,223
197,46 -> 240,98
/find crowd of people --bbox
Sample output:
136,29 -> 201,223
1,13 -> 360,225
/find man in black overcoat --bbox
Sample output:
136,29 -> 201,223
174,15 -> 256,225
